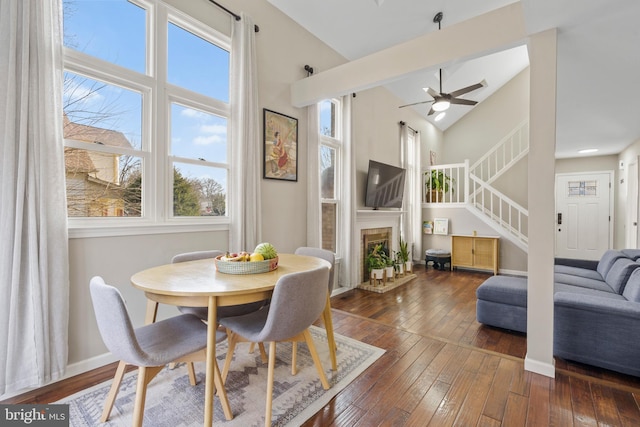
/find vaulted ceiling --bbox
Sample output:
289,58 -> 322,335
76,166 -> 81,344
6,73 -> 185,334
268,0 -> 640,158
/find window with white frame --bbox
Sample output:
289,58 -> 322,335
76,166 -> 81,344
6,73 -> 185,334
62,0 -> 230,225
319,99 -> 342,253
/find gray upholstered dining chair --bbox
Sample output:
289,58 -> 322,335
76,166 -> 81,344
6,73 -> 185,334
294,247 -> 337,371
89,276 -> 232,426
219,266 -> 331,427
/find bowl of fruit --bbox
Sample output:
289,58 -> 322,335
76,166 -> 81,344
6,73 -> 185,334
214,243 -> 278,274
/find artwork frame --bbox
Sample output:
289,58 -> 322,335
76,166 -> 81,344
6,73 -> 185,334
263,109 -> 298,181
433,218 -> 449,235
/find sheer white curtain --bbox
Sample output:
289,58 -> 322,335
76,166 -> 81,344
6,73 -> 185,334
305,103 -> 321,247
0,0 -> 69,395
401,124 -> 422,262
339,95 -> 359,287
230,13 -> 261,251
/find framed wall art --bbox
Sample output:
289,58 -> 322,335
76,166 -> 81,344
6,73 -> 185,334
263,109 -> 298,181
433,218 -> 449,235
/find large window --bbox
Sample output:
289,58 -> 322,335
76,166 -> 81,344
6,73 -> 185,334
319,99 -> 342,253
62,0 -> 231,228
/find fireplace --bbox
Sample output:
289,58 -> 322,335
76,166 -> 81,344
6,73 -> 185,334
361,227 -> 392,282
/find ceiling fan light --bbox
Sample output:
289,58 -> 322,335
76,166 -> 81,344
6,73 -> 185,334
434,112 -> 446,121
432,99 -> 450,112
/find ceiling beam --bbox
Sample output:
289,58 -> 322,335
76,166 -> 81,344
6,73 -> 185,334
291,2 -> 528,107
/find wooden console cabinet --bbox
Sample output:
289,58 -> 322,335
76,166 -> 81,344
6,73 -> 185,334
451,235 -> 499,275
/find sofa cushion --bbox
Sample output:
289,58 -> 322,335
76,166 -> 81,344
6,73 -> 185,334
622,268 -> 640,302
621,248 -> 640,261
596,249 -> 627,278
476,275 -> 527,307
554,283 -> 625,301
604,257 -> 640,294
553,273 -> 614,293
553,265 -> 602,281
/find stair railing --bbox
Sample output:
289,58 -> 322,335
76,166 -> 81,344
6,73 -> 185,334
470,120 -> 529,185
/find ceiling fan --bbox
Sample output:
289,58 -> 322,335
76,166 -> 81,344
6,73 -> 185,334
399,12 -> 487,116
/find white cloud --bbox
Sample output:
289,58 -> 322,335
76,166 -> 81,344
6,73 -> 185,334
194,134 -> 224,145
180,108 -> 209,119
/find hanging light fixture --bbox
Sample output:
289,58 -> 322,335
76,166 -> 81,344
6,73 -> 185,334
432,98 -> 450,112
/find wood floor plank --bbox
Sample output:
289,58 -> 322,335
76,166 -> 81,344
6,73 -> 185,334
569,376 -> 598,426
548,371 -> 574,427
501,393 -> 528,427
526,373 -> 551,426
482,357 -> 518,421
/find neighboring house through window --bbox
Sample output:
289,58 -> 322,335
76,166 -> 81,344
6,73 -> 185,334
62,0 -> 231,230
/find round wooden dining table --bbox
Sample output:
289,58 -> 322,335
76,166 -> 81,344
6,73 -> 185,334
130,253 -> 331,427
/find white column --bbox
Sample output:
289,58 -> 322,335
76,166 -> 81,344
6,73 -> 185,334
525,29 -> 557,378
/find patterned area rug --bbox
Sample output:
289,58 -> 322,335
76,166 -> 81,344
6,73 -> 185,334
59,326 -> 384,426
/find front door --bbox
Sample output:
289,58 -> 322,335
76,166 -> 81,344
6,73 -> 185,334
555,172 -> 612,260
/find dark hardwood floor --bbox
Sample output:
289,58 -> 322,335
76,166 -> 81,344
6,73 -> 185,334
3,267 -> 640,426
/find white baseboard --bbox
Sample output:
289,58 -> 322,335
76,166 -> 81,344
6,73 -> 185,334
524,354 -> 556,378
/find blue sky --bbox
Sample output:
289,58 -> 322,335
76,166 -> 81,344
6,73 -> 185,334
63,0 -> 230,186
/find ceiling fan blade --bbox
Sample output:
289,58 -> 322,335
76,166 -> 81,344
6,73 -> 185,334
427,107 -> 436,116
423,87 -> 440,98
399,99 -> 434,108
448,79 -> 487,98
450,98 -> 478,106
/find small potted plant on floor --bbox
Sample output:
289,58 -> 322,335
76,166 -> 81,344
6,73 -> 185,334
383,250 -> 395,282
394,251 -> 405,277
367,244 -> 386,284
398,237 -> 412,274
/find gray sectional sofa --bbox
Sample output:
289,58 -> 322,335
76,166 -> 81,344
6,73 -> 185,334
475,249 -> 640,377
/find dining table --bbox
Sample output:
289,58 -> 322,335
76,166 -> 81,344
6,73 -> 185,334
130,253 -> 332,427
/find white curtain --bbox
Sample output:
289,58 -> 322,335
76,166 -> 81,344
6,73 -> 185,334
339,95 -> 359,287
305,103 -> 321,247
229,13 -> 261,251
0,0 -> 69,395
401,124 -> 422,262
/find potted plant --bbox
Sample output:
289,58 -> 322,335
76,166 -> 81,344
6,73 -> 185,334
425,169 -> 454,202
394,251 -> 405,276
398,237 -> 412,274
367,244 -> 386,284
383,251 -> 395,282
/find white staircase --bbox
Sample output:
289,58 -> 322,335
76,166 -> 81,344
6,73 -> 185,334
424,120 -> 529,251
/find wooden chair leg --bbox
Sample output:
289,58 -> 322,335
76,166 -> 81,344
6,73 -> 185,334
258,342 -> 268,363
323,294 -> 338,371
100,360 -> 127,422
303,329 -> 330,390
212,359 -> 233,420
221,332 -> 238,383
291,342 -> 298,375
187,362 -> 197,385
132,365 -> 163,427
265,341 -> 277,427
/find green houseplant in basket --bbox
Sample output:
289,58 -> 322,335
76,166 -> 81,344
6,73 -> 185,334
425,169 -> 454,202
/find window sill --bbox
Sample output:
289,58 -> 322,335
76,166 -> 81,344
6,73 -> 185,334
68,221 -> 230,239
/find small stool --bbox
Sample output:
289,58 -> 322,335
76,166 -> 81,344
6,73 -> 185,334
425,249 -> 451,271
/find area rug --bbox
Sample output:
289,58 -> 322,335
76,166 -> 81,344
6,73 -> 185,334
59,326 -> 384,427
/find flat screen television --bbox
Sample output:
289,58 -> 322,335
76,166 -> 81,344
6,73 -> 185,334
364,160 -> 406,209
